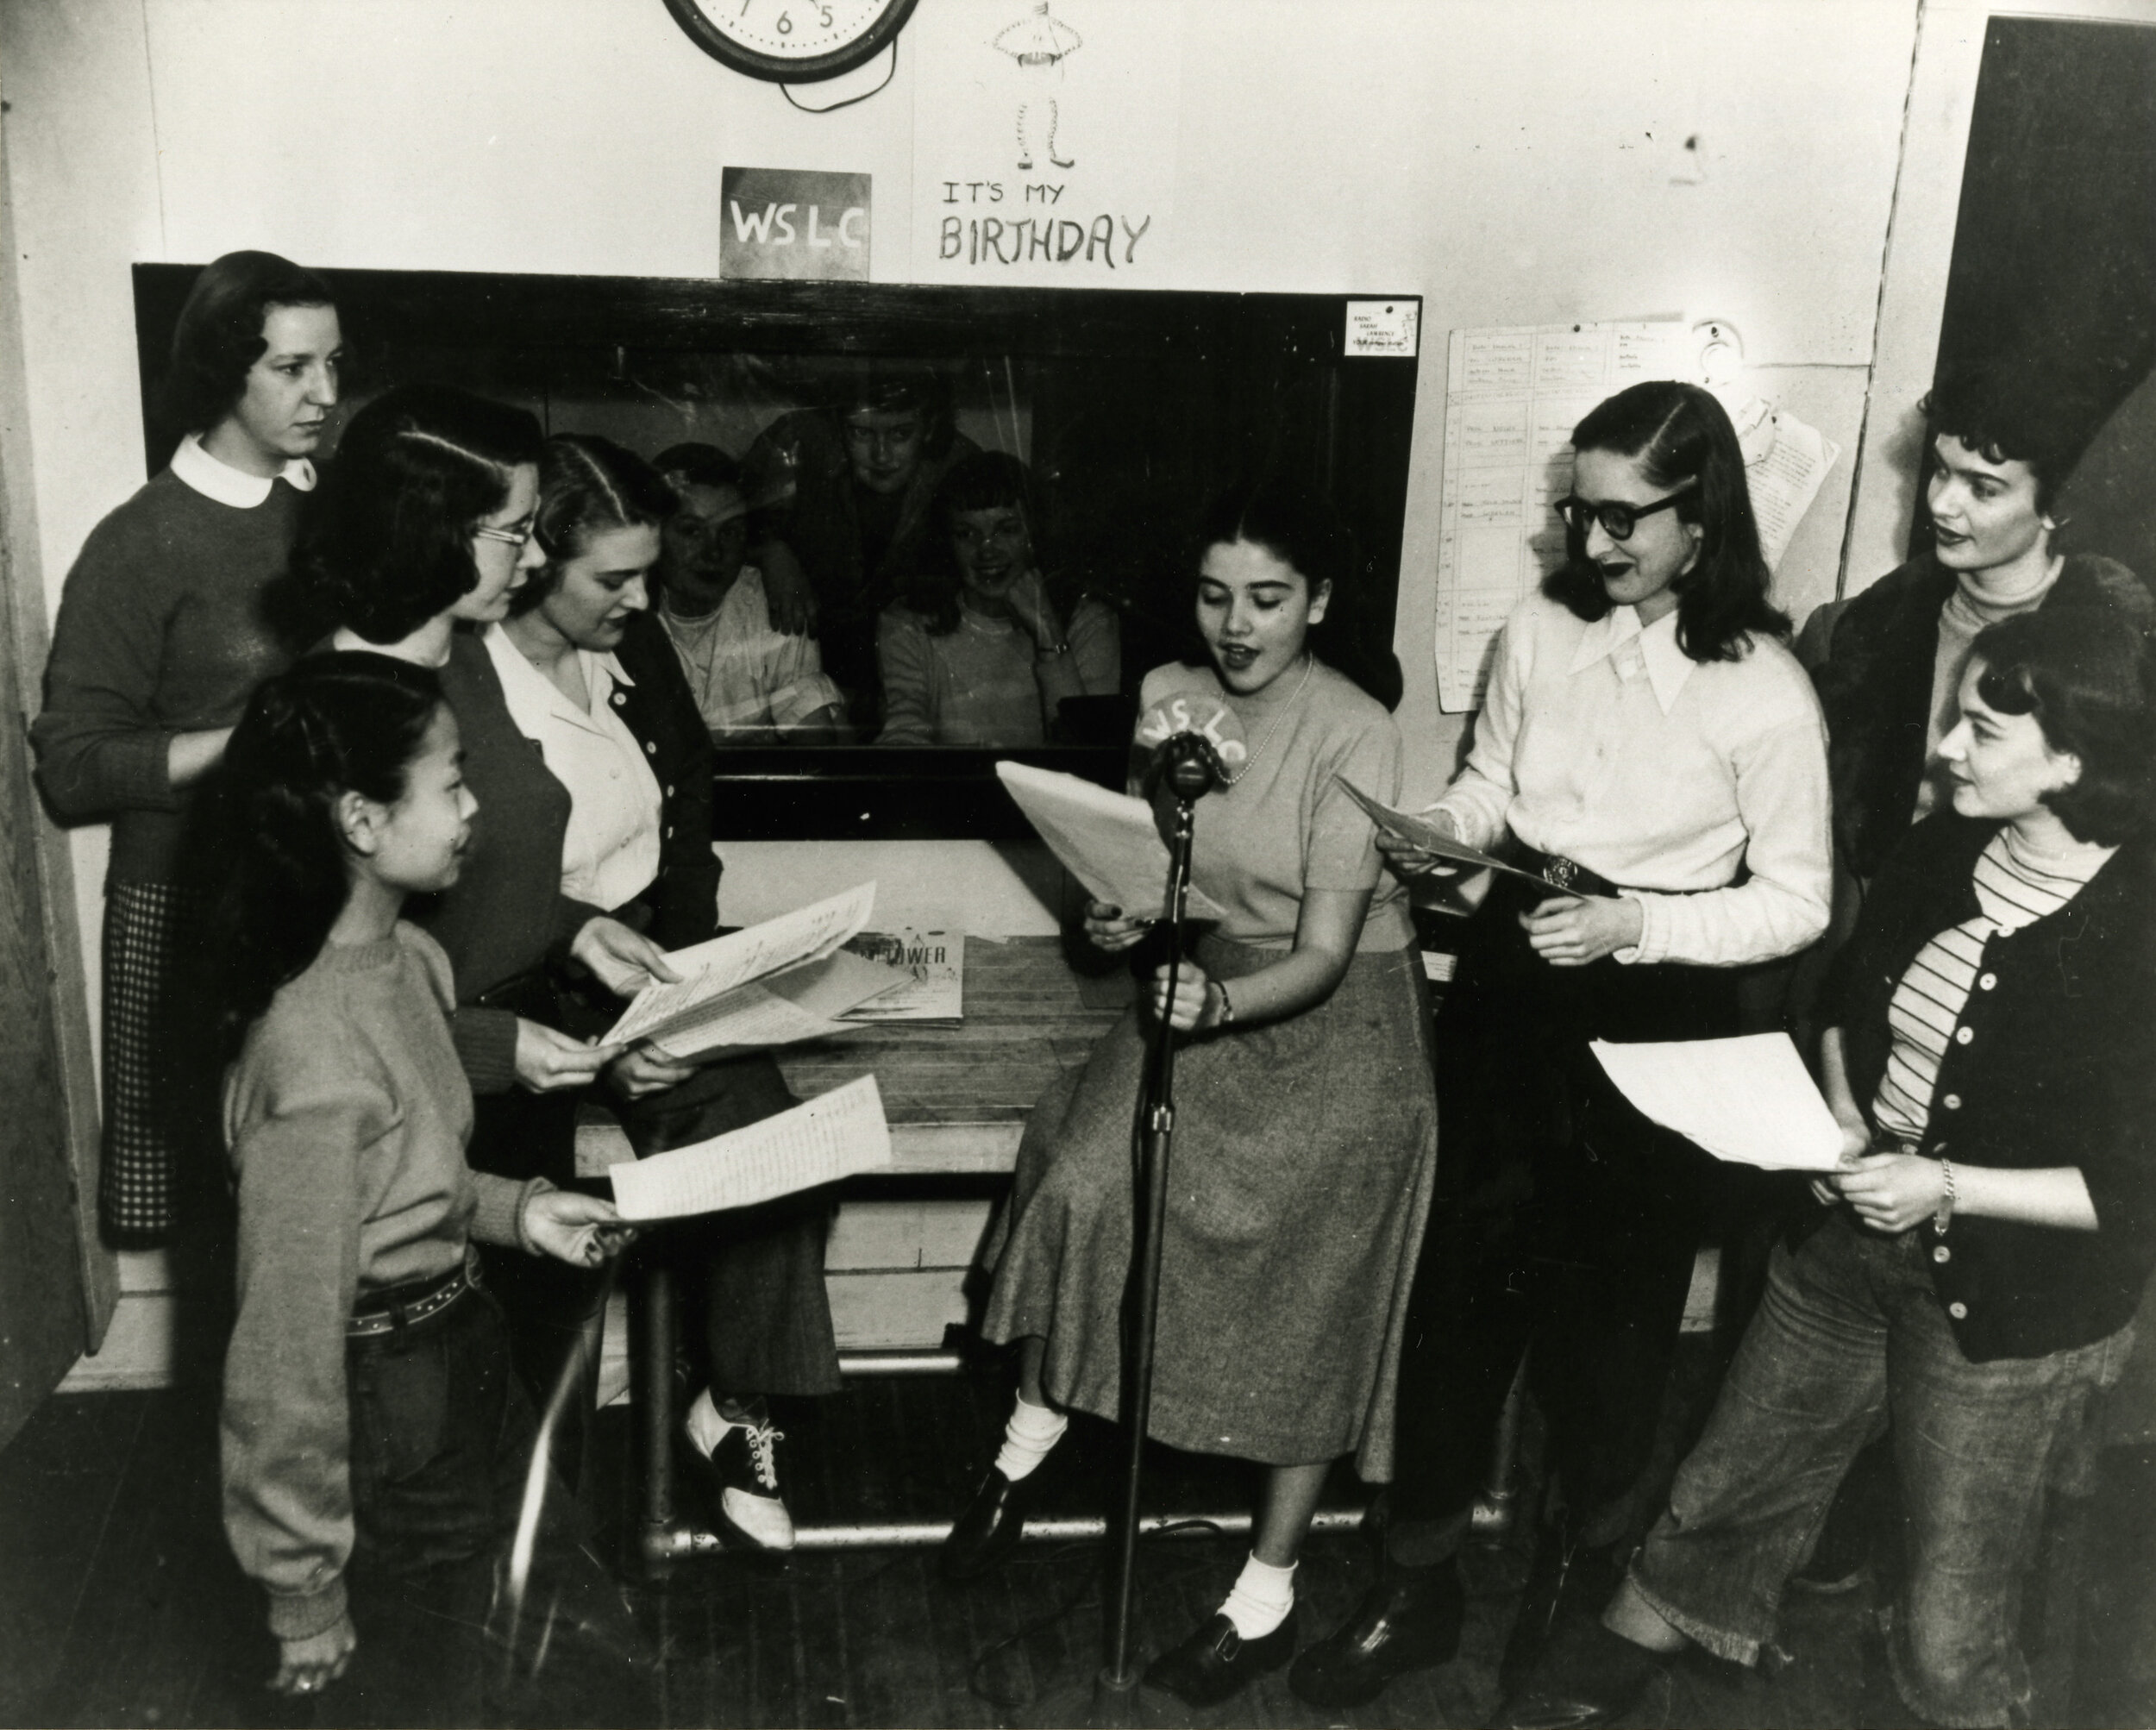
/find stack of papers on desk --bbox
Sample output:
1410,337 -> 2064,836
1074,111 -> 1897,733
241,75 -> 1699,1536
839,925 -> 965,1026
1589,1033 -> 1842,1171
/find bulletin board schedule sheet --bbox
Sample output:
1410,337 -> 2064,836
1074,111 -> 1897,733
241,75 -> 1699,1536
1433,320 -> 1687,712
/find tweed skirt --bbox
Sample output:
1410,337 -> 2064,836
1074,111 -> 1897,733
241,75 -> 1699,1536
981,938 -> 1438,1480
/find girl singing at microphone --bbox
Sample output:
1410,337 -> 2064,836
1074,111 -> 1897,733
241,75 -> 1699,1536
940,477 -> 1439,1709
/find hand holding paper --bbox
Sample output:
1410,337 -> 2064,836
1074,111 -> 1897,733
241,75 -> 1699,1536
1589,1033 -> 1842,1171
604,882 -> 882,1054
1337,779 -> 1616,899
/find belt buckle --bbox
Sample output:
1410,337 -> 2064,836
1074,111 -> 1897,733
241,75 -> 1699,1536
1542,856 -> 1582,893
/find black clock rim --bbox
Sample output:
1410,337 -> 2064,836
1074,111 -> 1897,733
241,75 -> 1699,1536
662,0 -> 920,83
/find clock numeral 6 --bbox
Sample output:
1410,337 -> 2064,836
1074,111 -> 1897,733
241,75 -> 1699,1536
777,8 -> 792,31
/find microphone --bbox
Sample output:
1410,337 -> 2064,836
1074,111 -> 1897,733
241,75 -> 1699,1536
1133,693 -> 1247,803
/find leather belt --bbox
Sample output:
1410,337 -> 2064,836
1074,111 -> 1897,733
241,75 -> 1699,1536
1514,847 -> 1618,899
348,1264 -> 470,1338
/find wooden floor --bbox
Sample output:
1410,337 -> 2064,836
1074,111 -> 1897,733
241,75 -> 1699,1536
0,1346 -> 2146,1729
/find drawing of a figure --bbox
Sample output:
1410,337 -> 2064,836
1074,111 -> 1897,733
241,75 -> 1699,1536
993,2 -> 1083,172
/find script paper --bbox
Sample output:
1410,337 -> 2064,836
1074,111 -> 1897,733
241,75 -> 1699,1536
1336,780 -> 1617,899
1434,320 -> 1689,711
609,1075 -> 893,1221
605,882 -> 876,1049
647,949 -> 912,1061
1745,407 -> 1840,572
995,761 -> 1228,922
1589,1034 -> 1842,1172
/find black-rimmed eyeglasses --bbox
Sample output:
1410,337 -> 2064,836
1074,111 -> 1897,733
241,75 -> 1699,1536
1553,483 -> 1695,542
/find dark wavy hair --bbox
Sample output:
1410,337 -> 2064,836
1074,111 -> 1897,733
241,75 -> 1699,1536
895,449 -> 1042,636
285,384 -> 542,645
1971,607 -> 2156,844
194,653 -> 444,1065
160,250 -> 336,436
511,434 -> 679,616
652,442 -> 743,493
1922,363 -> 2101,517
1544,380 -> 1786,662
1183,473 -> 1403,709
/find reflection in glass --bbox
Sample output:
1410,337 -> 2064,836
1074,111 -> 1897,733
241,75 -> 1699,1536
650,442 -> 849,744
877,450 -> 1120,746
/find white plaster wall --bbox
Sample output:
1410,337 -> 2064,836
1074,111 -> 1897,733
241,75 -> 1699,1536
2,0 -> 1929,1363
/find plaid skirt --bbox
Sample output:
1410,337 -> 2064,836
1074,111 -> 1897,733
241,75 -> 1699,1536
99,881 -> 204,1240
981,938 -> 1438,1480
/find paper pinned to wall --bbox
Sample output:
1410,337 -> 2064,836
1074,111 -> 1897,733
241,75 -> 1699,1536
1742,405 -> 1840,573
911,0 -> 1185,285
609,1075 -> 893,1221
1433,321 -> 1689,711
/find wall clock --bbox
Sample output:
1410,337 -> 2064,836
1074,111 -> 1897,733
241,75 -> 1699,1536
663,0 -> 920,83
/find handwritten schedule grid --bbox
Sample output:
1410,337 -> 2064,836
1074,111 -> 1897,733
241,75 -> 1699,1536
1434,320 -> 1688,711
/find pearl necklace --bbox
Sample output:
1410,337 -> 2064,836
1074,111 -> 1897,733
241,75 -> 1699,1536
1220,654 -> 1315,786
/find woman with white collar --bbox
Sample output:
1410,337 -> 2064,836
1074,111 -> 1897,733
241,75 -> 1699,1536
481,433 -> 841,1551
1292,379 -> 1833,1711
35,250 -> 340,1243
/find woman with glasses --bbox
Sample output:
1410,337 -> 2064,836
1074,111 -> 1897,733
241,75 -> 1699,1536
285,385 -> 674,1119
1494,605 -> 2156,1730
34,250 -> 340,1243
1291,379 -> 1833,1711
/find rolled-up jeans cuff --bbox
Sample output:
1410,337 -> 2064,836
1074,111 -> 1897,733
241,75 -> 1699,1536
1626,1568 -> 1764,1670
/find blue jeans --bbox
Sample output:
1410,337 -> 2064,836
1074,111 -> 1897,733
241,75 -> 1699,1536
1630,1211 -> 2132,1728
329,1281 -> 657,1727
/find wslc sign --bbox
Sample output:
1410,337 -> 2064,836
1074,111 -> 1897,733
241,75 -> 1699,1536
720,166 -> 871,282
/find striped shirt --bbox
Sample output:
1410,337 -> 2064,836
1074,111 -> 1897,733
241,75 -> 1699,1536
1871,828 -> 2115,1142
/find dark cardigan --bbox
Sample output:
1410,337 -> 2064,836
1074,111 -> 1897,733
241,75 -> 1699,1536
1821,812 -> 2156,1362
1814,552 -> 2152,878
602,610 -> 721,953
411,632 -> 605,1093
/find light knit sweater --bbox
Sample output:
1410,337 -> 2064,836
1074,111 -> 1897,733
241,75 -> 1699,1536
219,922 -> 548,1641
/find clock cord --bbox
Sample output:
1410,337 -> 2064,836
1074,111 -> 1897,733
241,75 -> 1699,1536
782,42 -> 897,113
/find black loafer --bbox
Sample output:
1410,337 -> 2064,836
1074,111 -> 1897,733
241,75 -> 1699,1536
938,1466 -> 1031,1583
1144,1608 -> 1299,1708
1288,1556 -> 1463,1708
1485,1616 -> 1663,1729
1500,1520 -> 1631,1689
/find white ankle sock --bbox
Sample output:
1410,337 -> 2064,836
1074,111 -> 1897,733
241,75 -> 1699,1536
992,1395 -> 1068,1482
1220,1552 -> 1296,1639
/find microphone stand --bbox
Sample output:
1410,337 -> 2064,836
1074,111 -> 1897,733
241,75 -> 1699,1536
1090,735 -> 1219,1726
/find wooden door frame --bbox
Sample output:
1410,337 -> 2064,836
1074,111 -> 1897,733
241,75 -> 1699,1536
0,105 -> 117,1388
1840,0 -> 2156,599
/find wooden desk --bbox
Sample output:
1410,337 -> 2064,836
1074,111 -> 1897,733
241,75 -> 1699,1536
579,935 -> 1129,1174
578,937 -> 1131,1354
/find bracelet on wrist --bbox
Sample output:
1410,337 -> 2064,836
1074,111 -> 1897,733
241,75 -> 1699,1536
1213,980 -> 1235,1029
1934,1156 -> 1957,1235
